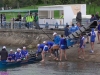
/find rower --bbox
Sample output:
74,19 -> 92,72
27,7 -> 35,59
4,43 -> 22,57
36,43 -> 45,56
47,41 -> 54,50
41,41 -> 49,62
36,44 -> 42,57
15,48 -> 22,61
52,32 -> 60,60
21,46 -> 28,60
0,46 -> 8,62
46,41 -> 54,57
7,49 -> 15,62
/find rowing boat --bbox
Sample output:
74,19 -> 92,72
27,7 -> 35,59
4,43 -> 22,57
0,54 -> 42,68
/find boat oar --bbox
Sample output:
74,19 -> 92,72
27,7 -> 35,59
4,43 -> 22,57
34,22 -> 53,41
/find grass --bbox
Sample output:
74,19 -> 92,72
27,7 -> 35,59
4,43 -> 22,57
1,4 -> 100,21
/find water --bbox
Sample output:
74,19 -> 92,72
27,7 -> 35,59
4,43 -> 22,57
0,46 -> 100,75
0,61 -> 100,75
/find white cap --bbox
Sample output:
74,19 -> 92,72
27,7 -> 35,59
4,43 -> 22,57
23,46 -> 26,49
3,46 -> 6,49
10,49 -> 13,51
37,44 -> 40,47
17,48 -> 21,51
53,32 -> 57,36
43,41 -> 46,43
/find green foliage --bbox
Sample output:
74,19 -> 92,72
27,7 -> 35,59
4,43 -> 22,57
1,0 -> 100,8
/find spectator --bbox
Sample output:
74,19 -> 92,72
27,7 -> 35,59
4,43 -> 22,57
97,20 -> 100,44
15,13 -> 22,29
90,14 -> 96,22
34,13 -> 39,29
26,13 -> 34,29
17,13 -> 21,21
69,24 -> 77,33
2,14 -> 6,28
95,12 -> 100,20
64,25 -> 69,37
76,11 -> 82,25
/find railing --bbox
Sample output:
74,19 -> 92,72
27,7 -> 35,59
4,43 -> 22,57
0,21 -> 66,29
0,20 -> 91,30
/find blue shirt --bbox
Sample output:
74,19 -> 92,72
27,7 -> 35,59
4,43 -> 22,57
21,50 -> 28,57
69,26 -> 77,33
75,26 -> 80,31
98,24 -> 100,31
47,41 -> 54,47
15,52 -> 22,60
37,44 -> 45,53
53,35 -> 60,45
64,27 -> 69,36
60,38 -> 67,46
38,44 -> 45,50
90,17 -> 96,22
8,53 -> 15,60
43,45 -> 49,51
90,32 -> 96,42
80,36 -> 85,46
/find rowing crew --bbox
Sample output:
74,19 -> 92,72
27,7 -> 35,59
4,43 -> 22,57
36,32 -> 68,62
0,46 -> 29,62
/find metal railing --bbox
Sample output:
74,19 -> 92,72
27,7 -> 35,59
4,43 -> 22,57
0,20 -> 90,30
0,21 -> 66,29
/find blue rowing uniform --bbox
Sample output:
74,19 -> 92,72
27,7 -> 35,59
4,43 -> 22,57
47,41 -> 54,49
36,44 -> 45,54
43,45 -> 49,51
60,38 -> 67,50
53,35 -> 60,45
8,53 -> 15,60
21,50 -> 28,58
80,36 -> 85,48
69,26 -> 77,33
90,28 -> 96,42
15,52 -> 22,60
98,24 -> 100,33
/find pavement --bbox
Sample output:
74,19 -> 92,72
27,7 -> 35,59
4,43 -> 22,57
47,31 -> 100,63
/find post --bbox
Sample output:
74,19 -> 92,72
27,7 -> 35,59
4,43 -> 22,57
0,14 -> 2,28
11,18 -> 14,29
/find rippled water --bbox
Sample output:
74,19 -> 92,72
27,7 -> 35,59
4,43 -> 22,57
0,61 -> 100,75
0,46 -> 100,75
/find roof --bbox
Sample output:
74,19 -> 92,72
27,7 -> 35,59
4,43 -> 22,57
0,9 -> 38,13
38,4 -> 86,11
38,4 -> 86,8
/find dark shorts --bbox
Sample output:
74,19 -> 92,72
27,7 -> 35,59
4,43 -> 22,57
60,45 -> 66,50
80,45 -> 85,48
91,41 -> 95,42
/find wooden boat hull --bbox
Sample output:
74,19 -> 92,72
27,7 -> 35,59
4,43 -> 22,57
0,54 -> 42,69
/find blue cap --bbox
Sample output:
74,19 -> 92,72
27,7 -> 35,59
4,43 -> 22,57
98,20 -> 100,22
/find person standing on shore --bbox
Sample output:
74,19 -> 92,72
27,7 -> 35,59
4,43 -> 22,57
41,41 -> 49,62
59,34 -> 67,61
52,32 -> 60,60
0,46 -> 8,61
89,28 -> 96,53
97,20 -> 100,44
78,34 -> 85,59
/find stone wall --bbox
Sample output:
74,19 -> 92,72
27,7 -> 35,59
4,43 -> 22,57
0,29 -> 64,48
